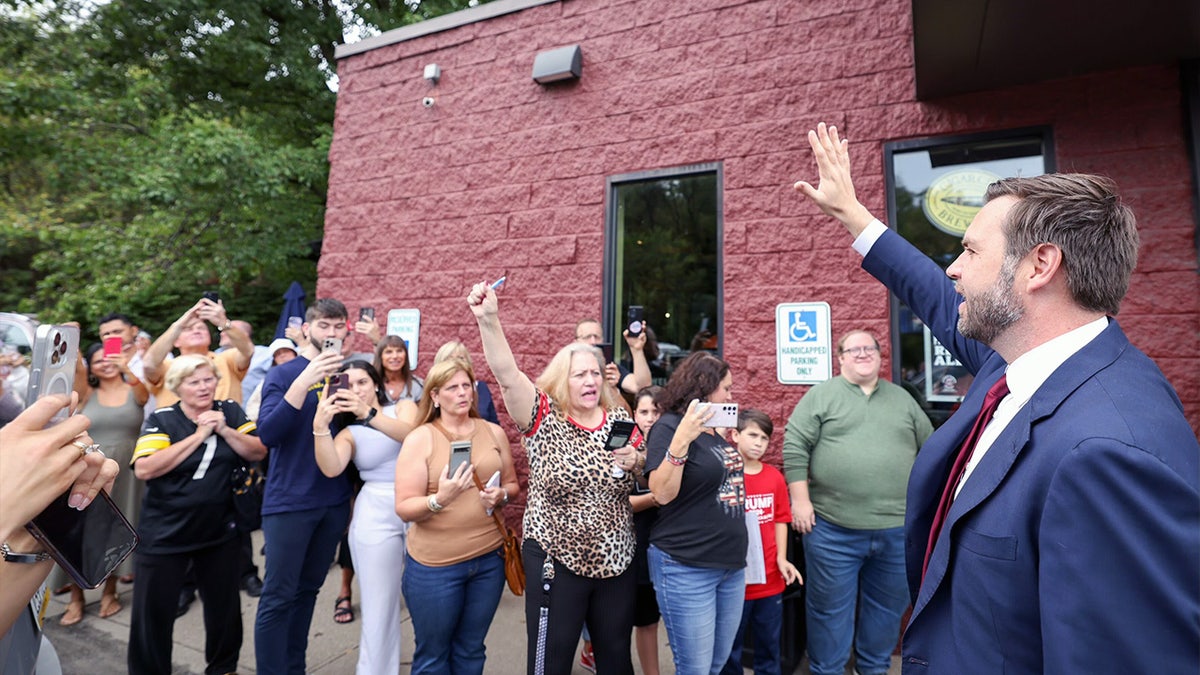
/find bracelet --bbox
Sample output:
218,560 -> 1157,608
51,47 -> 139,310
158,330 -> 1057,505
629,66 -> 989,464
313,430 -> 332,437
499,488 -> 509,506
218,320 -> 232,332
1,542 -> 51,564
666,452 -> 688,466
427,494 -> 445,513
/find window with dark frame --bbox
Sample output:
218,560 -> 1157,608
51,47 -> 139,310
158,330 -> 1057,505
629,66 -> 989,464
603,164 -> 723,386
884,129 -> 1053,426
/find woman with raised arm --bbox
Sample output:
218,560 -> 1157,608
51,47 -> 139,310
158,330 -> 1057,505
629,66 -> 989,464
312,360 -> 417,675
467,282 -> 641,675
393,356 -> 518,674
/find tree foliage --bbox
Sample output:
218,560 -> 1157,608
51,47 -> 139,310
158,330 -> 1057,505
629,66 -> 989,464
0,0 -> 487,343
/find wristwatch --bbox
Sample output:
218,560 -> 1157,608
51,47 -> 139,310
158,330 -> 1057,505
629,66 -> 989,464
217,320 -> 232,332
358,408 -> 377,426
1,542 -> 51,564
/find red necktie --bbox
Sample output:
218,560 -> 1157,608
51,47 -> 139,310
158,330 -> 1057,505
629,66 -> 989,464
922,374 -> 1010,581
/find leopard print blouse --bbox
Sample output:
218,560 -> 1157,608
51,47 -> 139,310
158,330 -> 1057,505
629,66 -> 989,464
520,390 -> 636,579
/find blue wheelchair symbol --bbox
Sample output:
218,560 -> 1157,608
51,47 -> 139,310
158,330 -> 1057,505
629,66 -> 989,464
788,311 -> 818,342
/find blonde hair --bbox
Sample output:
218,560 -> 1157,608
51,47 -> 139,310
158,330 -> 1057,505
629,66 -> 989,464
416,358 -> 479,424
433,340 -> 472,365
164,354 -> 219,394
535,343 -> 620,415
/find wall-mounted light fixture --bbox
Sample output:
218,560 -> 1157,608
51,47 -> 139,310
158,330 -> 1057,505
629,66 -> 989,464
423,63 -> 441,84
532,45 -> 581,84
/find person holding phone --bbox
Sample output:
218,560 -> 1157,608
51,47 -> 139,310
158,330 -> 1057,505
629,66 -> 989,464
644,351 -> 747,674
469,283 -> 641,675
50,342 -> 151,625
393,357 -> 519,675
0,394 -> 116,638
141,296 -> 254,409
313,360 -> 417,675
127,355 -> 266,675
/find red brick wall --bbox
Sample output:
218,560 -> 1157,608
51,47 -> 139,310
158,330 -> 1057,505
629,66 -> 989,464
324,0 -> 1200,507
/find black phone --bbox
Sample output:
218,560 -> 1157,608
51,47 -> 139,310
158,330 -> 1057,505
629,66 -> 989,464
604,420 -> 637,451
448,441 -> 472,476
598,342 -> 614,364
627,306 -> 644,338
202,290 -> 220,304
327,372 -> 349,396
359,307 -> 375,322
26,490 -> 138,590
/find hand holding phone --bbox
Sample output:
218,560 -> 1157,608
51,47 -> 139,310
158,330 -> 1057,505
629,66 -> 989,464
103,335 -> 124,359
359,307 -> 375,322
27,325 -> 80,426
327,372 -> 350,396
606,420 -> 637,478
448,441 -> 473,477
702,402 -> 739,428
322,337 -> 343,355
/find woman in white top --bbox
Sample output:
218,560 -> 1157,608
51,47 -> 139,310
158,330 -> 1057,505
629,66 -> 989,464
313,360 -> 416,675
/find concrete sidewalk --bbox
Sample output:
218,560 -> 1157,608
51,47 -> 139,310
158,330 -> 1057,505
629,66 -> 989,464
41,530 -> 899,673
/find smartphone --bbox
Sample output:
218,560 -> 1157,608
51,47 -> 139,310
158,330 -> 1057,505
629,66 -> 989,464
702,402 -> 739,428
327,372 -> 349,396
627,306 -> 644,338
359,307 -> 375,322
448,441 -> 472,476
202,290 -> 220,304
102,335 -> 123,359
26,324 -> 80,426
604,420 -> 637,451
25,324 -> 138,588
26,490 -> 138,590
287,316 -> 303,330
598,342 -> 614,364
322,337 -> 343,354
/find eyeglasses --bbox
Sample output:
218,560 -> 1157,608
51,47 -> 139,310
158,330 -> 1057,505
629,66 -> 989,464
841,346 -> 879,357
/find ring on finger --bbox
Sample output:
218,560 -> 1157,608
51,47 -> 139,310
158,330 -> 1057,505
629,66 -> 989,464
71,440 -> 103,457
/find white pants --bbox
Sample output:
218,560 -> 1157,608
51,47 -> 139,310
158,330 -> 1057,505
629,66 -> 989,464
348,481 -> 408,675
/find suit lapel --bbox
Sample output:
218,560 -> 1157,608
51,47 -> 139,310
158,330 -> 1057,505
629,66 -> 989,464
910,320 -> 1129,618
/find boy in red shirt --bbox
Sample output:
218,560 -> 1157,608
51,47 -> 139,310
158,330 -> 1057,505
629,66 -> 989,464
722,409 -> 802,674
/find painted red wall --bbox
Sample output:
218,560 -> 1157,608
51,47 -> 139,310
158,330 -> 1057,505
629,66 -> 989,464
324,0 -> 1200,497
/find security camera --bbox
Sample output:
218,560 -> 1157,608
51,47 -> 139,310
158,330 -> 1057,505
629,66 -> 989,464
422,97 -> 435,108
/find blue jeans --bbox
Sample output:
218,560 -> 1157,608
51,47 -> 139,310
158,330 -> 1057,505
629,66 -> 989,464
721,593 -> 783,675
402,549 -> 505,675
255,503 -> 350,675
648,545 -> 745,675
803,516 -> 908,675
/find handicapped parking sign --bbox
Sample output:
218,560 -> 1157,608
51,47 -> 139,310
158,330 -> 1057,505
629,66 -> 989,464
776,302 -> 832,384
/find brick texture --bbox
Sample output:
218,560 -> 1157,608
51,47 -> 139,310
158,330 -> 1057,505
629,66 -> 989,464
325,0 -> 1200,507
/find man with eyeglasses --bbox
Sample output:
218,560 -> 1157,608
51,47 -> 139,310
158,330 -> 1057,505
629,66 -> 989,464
783,329 -> 932,675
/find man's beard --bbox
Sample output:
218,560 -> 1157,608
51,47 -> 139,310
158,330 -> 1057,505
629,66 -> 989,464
958,257 -> 1023,345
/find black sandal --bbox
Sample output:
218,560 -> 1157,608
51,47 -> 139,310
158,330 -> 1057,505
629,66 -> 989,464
333,596 -> 354,624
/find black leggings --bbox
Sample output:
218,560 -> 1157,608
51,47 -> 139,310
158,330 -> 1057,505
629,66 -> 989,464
523,539 -> 635,675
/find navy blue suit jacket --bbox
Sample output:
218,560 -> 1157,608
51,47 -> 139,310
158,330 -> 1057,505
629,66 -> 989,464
863,229 -> 1199,674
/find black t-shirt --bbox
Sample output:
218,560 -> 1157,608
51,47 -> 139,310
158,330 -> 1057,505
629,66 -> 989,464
645,412 -> 747,569
133,401 -> 257,554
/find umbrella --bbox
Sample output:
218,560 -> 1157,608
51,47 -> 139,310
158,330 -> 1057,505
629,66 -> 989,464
274,281 -> 308,340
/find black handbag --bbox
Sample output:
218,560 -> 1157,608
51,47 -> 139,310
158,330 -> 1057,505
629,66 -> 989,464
231,461 -> 265,532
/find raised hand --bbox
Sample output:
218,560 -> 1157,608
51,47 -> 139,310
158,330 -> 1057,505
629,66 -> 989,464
792,122 -> 877,237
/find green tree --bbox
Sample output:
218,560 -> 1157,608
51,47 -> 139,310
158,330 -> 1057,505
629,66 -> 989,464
0,0 -> 487,343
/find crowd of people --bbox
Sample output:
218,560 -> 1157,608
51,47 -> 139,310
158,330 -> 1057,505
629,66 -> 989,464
1,122 -> 1197,675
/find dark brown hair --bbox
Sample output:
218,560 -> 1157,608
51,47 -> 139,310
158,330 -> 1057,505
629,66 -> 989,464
655,351 -> 730,415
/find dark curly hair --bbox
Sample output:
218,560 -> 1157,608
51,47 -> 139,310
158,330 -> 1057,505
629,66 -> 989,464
655,351 -> 730,415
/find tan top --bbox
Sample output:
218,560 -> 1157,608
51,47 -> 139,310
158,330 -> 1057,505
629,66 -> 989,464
406,419 -> 505,567
148,350 -> 249,408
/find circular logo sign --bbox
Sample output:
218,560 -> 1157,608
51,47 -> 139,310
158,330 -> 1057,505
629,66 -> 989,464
921,168 -> 1001,236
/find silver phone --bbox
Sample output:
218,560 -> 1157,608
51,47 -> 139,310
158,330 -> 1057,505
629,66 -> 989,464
448,441 -> 472,476
702,402 -> 739,428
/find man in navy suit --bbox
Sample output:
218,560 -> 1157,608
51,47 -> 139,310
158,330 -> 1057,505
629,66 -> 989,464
792,122 -> 1199,674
